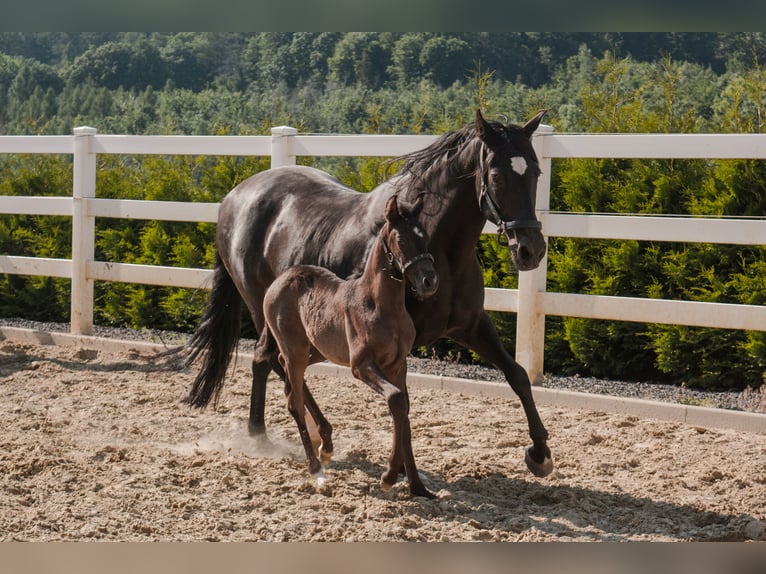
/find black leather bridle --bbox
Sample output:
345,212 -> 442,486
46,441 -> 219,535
380,230 -> 434,282
478,149 -> 542,245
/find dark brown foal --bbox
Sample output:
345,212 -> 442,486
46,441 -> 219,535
254,195 -> 439,498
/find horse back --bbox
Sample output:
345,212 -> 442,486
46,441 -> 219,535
217,166 -> 388,298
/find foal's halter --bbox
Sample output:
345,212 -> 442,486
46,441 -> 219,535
380,229 -> 434,282
478,146 -> 542,245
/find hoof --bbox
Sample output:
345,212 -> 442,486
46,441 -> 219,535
248,425 -> 269,440
319,448 -> 333,467
410,486 -> 436,499
525,445 -> 553,478
380,476 -> 395,492
249,431 -> 278,454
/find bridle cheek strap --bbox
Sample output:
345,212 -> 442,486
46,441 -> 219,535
478,150 -> 542,243
401,252 -> 435,273
380,234 -> 434,282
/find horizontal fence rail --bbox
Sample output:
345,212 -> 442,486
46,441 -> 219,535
1,126 -> 765,384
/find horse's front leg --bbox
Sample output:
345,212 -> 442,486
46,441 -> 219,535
352,361 -> 434,499
302,383 -> 334,466
450,311 -> 553,478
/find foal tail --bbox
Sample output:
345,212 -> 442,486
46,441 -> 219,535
182,253 -> 243,409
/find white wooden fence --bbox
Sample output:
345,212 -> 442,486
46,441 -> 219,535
2,125 -> 766,384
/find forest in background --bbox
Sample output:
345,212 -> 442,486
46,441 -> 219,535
1,32 -> 765,390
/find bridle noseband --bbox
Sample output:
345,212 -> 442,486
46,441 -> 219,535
478,148 -> 542,244
380,230 -> 434,282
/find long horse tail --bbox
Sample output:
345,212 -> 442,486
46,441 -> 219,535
182,253 -> 242,409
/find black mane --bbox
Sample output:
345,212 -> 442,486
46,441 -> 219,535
396,123 -> 476,181
392,117 -> 536,192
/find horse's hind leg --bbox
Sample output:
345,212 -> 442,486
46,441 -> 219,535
250,326 -> 327,459
282,360 -> 325,482
270,330 -> 325,483
249,360 -> 272,439
249,323 -> 282,441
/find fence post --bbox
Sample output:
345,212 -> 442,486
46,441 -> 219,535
270,125 -> 298,167
71,126 -> 97,335
515,124 -> 553,384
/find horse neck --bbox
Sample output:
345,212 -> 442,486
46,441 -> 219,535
434,176 -> 485,245
398,140 -> 486,247
357,235 -> 405,310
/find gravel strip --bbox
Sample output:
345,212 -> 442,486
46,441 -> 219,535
2,317 -> 764,414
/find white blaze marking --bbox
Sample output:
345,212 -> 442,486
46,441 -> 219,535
413,225 -> 424,238
511,156 -> 528,176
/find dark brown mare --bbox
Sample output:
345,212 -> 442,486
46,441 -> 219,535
176,110 -> 554,480
253,195 -> 438,497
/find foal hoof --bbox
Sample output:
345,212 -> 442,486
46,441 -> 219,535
319,448 -> 333,467
380,475 -> 396,492
525,445 -> 554,478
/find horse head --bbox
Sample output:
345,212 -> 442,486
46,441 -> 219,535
475,109 -> 548,272
382,195 -> 439,300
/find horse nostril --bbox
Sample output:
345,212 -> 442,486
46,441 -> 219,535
422,274 -> 438,294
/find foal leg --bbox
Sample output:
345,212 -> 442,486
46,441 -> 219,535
353,361 -> 434,499
252,348 -> 331,459
302,385 -> 334,466
281,356 -> 325,483
301,353 -> 335,465
250,319 -> 333,462
451,311 -> 553,477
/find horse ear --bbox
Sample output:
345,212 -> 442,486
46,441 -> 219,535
385,195 -> 401,223
475,109 -> 502,147
522,109 -> 548,139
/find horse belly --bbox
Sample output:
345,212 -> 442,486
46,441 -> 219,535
306,322 -> 351,367
299,288 -> 352,367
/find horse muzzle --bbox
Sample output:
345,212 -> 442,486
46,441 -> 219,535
410,270 -> 439,300
508,228 -> 547,272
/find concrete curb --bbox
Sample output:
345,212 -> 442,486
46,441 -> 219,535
2,325 -> 764,435
307,363 -> 766,434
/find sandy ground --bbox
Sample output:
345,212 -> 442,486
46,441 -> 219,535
1,340 -> 764,542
